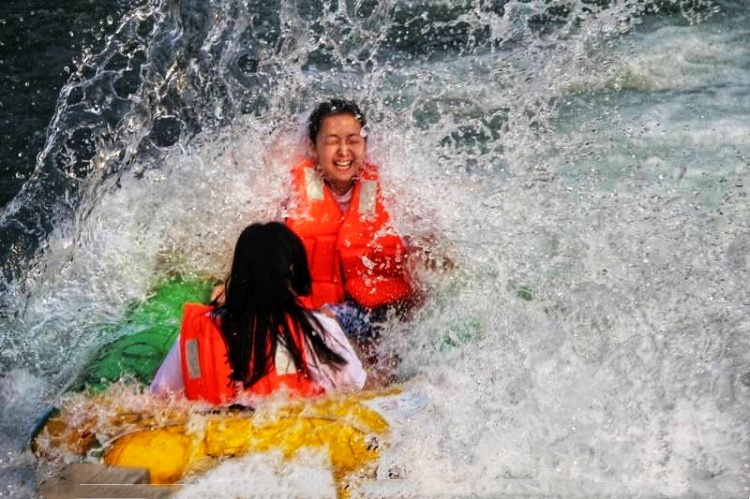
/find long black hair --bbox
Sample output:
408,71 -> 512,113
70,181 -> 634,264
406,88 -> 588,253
214,222 -> 346,388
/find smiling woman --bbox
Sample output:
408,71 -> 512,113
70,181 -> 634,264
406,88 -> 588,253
284,99 -> 417,345
213,98 -> 419,348
308,100 -> 368,196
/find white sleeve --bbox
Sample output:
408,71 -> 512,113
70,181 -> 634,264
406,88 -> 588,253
306,311 -> 367,391
149,338 -> 185,396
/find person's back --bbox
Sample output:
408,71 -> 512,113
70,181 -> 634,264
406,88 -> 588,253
150,222 -> 366,404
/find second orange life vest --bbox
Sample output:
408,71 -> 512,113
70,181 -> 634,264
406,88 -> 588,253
179,303 -> 323,405
285,159 -> 413,309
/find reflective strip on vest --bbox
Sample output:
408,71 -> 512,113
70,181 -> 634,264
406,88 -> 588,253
185,339 -> 201,380
358,179 -> 377,217
304,166 -> 325,201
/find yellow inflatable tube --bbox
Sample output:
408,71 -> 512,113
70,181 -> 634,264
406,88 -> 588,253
101,395 -> 391,495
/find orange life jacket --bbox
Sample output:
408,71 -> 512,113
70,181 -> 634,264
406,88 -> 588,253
179,303 -> 323,405
285,159 -> 413,309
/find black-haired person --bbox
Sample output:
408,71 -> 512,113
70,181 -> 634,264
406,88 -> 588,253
212,100 -> 420,344
150,222 -> 366,404
286,99 -> 418,344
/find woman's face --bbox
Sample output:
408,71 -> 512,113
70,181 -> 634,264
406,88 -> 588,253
310,113 -> 366,195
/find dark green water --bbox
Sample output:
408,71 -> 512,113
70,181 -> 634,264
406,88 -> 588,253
0,0 -> 131,207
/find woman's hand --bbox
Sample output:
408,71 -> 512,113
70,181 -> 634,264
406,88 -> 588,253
210,283 -> 226,306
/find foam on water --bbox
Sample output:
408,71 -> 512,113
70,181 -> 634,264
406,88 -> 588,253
172,452 -> 338,499
1,1 -> 748,498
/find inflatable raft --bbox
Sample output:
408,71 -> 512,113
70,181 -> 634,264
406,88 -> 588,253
33,386 -> 406,497
31,278 -> 425,498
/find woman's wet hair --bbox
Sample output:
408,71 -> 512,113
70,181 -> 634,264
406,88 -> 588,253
215,222 -> 345,388
307,99 -> 366,142
224,221 -> 311,310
